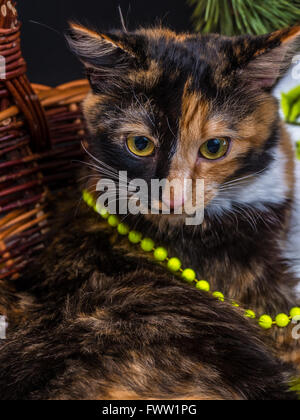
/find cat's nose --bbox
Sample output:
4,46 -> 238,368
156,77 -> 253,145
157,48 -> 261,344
170,197 -> 185,210
163,196 -> 185,210
161,177 -> 186,211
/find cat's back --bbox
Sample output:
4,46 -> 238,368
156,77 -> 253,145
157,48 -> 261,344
0,193 -> 296,400
0,225 -> 296,400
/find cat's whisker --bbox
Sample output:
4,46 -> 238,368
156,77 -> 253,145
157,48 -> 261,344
81,142 -> 124,175
94,159 -> 124,176
76,160 -> 131,185
78,174 -> 101,183
222,168 -> 268,187
233,206 -> 258,232
207,197 -> 262,232
120,213 -> 132,223
218,185 -> 245,192
166,116 -> 177,141
89,186 -> 131,197
118,5 -> 128,33
218,185 -> 251,193
74,159 -> 120,179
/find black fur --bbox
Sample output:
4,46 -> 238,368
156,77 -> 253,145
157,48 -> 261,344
1,24 -> 300,400
0,196 -> 296,400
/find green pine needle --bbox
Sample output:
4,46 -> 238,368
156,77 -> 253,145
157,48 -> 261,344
188,0 -> 300,36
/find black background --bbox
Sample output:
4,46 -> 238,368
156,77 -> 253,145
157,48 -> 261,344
18,0 -> 192,86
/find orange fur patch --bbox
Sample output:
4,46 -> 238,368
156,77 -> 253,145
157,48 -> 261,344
166,86 -> 287,208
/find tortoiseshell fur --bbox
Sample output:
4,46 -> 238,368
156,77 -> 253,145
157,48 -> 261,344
0,25 -> 300,400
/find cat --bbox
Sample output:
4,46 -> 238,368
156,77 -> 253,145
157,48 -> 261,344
0,23 -> 300,400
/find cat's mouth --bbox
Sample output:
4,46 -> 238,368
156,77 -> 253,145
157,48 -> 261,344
95,180 -> 206,226
141,199 -> 204,226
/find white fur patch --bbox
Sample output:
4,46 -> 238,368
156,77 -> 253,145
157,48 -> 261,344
232,148 -> 289,207
207,140 -> 300,295
284,149 -> 300,294
278,125 -> 300,295
207,146 -> 289,217
274,68 -> 300,293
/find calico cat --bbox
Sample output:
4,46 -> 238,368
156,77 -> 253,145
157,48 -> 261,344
0,23 -> 300,400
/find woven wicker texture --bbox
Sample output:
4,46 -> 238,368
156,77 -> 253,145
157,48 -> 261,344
0,1 -> 89,281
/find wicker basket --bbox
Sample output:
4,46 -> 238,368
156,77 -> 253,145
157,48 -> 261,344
0,1 -> 89,282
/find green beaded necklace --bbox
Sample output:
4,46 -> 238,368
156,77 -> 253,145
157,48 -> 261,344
83,190 -> 300,331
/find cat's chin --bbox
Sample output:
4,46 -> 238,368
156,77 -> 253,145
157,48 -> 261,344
143,212 -> 195,228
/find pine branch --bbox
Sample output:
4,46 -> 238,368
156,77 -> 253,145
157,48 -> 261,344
188,0 -> 300,36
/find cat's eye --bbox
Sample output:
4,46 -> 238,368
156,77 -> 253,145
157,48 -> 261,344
127,136 -> 155,157
199,138 -> 230,160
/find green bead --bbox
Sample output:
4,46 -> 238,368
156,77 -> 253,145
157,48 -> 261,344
88,197 -> 94,207
196,280 -> 210,292
154,247 -> 168,262
82,190 -> 89,201
167,258 -> 182,272
117,223 -> 130,236
108,215 -> 119,228
94,201 -> 101,212
83,190 -> 94,207
128,231 -> 142,244
290,307 -> 300,319
141,238 -> 155,252
275,313 -> 290,328
213,292 -> 224,302
82,190 -> 88,202
231,301 -> 240,308
245,310 -> 256,319
182,269 -> 196,283
99,208 -> 109,219
259,315 -> 273,330
95,202 -> 106,215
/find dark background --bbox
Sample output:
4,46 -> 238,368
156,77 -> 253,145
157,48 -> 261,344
18,0 -> 193,86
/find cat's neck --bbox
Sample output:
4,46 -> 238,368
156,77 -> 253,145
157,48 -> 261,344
131,199 -> 298,315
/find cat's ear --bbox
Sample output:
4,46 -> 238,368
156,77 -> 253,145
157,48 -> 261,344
237,26 -> 300,90
66,23 -> 137,92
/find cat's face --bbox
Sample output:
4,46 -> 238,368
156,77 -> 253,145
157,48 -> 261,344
69,25 -> 300,225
